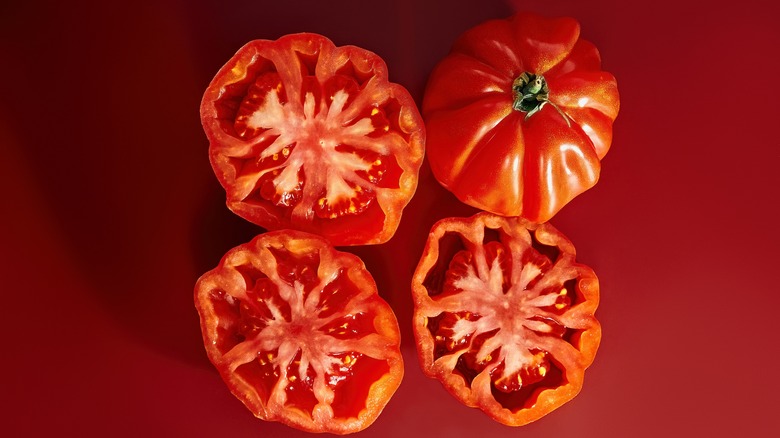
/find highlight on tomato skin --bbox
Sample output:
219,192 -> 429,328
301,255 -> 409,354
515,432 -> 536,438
194,230 -> 404,434
422,12 -> 620,223
411,212 -> 601,426
200,33 -> 425,246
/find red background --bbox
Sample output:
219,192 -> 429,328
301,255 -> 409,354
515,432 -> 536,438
2,0 -> 779,436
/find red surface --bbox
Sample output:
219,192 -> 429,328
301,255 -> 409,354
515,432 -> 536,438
2,0 -> 779,436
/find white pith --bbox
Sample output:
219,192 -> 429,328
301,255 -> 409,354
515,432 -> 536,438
430,242 -> 575,385
237,85 -> 391,218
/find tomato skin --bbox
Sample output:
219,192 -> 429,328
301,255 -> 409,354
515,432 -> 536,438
201,33 -> 425,245
423,12 -> 620,223
412,212 -> 601,426
195,231 -> 403,434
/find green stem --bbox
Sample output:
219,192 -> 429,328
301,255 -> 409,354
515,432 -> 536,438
512,72 -> 571,127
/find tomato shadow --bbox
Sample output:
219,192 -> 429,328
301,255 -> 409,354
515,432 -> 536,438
3,0 -> 512,371
1,0 -> 270,371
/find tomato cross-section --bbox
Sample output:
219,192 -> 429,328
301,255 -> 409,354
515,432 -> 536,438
201,33 -> 425,245
412,213 -> 601,426
195,231 -> 403,434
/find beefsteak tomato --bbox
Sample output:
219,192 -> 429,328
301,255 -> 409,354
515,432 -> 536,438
423,12 -> 620,222
412,213 -> 601,425
201,33 -> 425,245
195,231 -> 404,434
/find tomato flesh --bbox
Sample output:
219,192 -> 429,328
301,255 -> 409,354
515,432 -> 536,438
196,231 -> 403,433
412,213 -> 601,426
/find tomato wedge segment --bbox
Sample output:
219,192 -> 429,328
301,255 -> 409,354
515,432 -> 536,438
412,213 -> 601,426
201,33 -> 425,245
195,231 -> 403,434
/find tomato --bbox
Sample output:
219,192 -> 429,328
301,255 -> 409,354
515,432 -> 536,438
411,213 -> 601,425
422,12 -> 620,223
201,33 -> 425,245
195,231 -> 404,434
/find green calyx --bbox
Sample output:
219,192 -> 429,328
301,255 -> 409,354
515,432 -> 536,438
512,72 -> 570,126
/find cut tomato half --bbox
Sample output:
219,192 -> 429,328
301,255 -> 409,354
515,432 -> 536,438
412,213 -> 601,425
200,33 -> 425,245
195,231 -> 403,434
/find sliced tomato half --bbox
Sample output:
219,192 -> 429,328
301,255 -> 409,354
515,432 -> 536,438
412,213 -> 601,426
200,33 -> 425,245
195,231 -> 403,434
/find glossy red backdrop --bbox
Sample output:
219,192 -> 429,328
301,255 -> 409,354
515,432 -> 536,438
2,0 -> 779,436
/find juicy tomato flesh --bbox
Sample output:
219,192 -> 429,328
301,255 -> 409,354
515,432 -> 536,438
204,240 -> 393,422
424,237 -> 578,411
219,61 -> 405,222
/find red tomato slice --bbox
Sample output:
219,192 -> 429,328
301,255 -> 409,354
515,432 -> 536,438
195,231 -> 403,434
422,12 -> 620,223
412,213 -> 601,426
201,33 -> 425,245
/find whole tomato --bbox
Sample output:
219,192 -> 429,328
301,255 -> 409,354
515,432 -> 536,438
195,231 -> 404,434
412,213 -> 601,425
423,12 -> 620,222
201,33 -> 425,245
